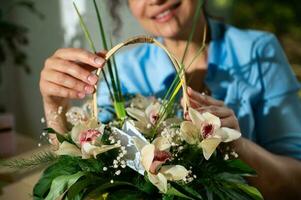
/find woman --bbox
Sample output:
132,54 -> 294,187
40,0 -> 301,199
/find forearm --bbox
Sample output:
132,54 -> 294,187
233,138 -> 301,200
43,98 -> 69,134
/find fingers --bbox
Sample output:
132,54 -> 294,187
196,106 -> 233,118
187,87 -> 224,106
221,116 -> 240,131
181,97 -> 202,109
42,69 -> 95,94
40,80 -> 85,99
196,105 -> 240,131
54,48 -> 106,68
46,58 -> 98,85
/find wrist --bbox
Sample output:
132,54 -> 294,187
230,137 -> 246,156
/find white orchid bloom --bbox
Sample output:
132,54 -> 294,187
55,141 -> 82,157
81,142 -> 120,159
56,118 -> 120,159
180,107 -> 241,160
71,118 -> 100,146
140,137 -> 189,193
129,94 -> 155,110
126,102 -> 162,136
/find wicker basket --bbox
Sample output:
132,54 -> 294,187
92,36 -> 190,118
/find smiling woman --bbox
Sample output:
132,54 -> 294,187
39,0 -> 301,199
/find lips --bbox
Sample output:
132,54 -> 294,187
151,1 -> 181,23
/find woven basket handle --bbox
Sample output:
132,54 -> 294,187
93,36 -> 190,118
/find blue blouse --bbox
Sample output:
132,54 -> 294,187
98,19 -> 301,160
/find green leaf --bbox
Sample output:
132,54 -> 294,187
181,0 -> 204,63
225,159 -> 257,176
78,159 -> 103,173
43,127 -> 57,134
73,2 -> 96,52
45,172 -> 85,200
33,156 -> 81,198
236,183 -> 264,200
106,189 -> 150,200
56,132 -> 68,143
86,181 -> 139,198
1,151 -> 57,169
165,186 -> 194,200
67,176 -> 92,199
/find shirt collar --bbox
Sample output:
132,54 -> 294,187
155,18 -> 226,88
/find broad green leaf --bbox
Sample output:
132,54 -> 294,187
236,183 -> 264,200
166,186 -> 194,200
226,159 -> 257,176
34,156 -> 82,198
85,181 -> 140,199
67,176 -> 92,199
45,172 -> 85,200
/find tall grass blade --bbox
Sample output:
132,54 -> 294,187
73,1 -> 113,101
93,0 -> 125,119
181,0 -> 204,64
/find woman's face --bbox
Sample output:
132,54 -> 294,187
128,0 -> 199,39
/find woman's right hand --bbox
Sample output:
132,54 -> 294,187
40,48 -> 105,106
40,48 -> 105,132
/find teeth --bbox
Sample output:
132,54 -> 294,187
156,9 -> 171,19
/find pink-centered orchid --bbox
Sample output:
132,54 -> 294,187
126,102 -> 162,136
56,118 -> 120,159
180,107 -> 241,160
138,137 -> 188,193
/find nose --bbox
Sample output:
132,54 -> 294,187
148,0 -> 167,6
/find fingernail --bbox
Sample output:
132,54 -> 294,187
187,87 -> 192,94
94,57 -> 105,66
84,85 -> 94,94
87,74 -> 98,84
78,92 -> 85,99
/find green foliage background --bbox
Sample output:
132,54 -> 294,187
209,0 -> 301,82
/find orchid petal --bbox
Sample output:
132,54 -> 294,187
131,120 -> 152,136
81,142 -> 120,159
215,127 -> 241,142
164,118 -> 182,126
160,165 -> 189,181
152,137 -> 171,151
126,107 -> 148,124
55,141 -> 81,157
180,121 -> 200,144
71,123 -> 86,146
131,94 -> 153,110
201,112 -> 221,129
70,118 -> 100,146
148,172 -> 168,193
188,107 -> 205,127
141,144 -> 155,171
87,118 -> 100,129
132,136 -> 149,152
200,137 -> 222,160
145,102 -> 161,119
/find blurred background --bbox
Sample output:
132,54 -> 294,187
0,0 -> 300,139
0,0 -> 300,198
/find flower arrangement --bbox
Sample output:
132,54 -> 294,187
1,0 -> 263,199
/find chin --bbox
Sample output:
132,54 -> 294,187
149,23 -> 184,39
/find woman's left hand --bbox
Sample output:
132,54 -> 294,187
183,87 -> 241,132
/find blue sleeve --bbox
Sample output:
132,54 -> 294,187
254,34 -> 301,160
97,79 -> 115,123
